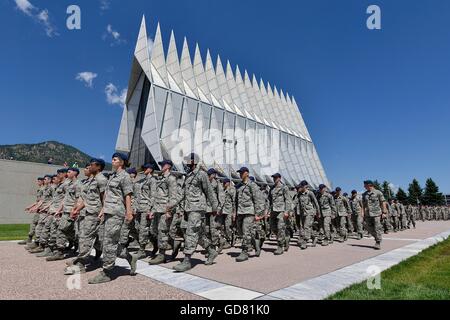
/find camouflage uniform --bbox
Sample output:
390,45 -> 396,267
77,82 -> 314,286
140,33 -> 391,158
398,202 -> 407,230
362,189 -> 385,244
221,184 -> 236,246
178,167 -> 218,256
317,191 -> 337,242
406,205 -> 416,228
28,185 -> 44,240
73,173 -> 107,266
269,182 -> 293,250
207,178 -> 225,248
296,189 -> 320,246
55,178 -> 80,252
136,174 -> 156,247
388,201 -> 399,231
100,169 -> 134,271
35,184 -> 53,243
42,182 -> 66,250
152,172 -> 178,251
236,180 -> 265,254
119,177 -> 141,248
349,195 -> 364,237
334,193 -> 352,240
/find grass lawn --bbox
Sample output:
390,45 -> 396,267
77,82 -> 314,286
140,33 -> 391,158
329,236 -> 450,300
0,224 -> 29,241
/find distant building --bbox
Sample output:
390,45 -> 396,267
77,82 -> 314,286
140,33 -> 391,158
445,194 -> 450,206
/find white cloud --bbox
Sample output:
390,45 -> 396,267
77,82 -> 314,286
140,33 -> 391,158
14,0 -> 58,37
103,24 -> 126,46
15,0 -> 34,16
389,183 -> 399,194
76,72 -> 98,88
105,83 -> 127,108
100,0 -> 110,11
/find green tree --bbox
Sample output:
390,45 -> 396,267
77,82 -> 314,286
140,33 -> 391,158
396,188 -> 408,205
422,178 -> 445,206
382,181 -> 394,201
407,179 -> 423,205
373,180 -> 382,191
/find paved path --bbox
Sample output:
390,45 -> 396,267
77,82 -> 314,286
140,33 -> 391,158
1,221 -> 449,300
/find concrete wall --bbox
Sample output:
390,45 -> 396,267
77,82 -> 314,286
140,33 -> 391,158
0,160 -> 75,224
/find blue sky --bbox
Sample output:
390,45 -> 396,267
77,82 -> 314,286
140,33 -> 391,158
1,0 -> 449,193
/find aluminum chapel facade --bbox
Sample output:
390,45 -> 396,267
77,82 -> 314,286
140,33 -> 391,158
115,16 -> 329,188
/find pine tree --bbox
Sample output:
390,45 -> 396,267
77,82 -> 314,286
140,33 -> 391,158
407,179 -> 423,205
382,181 -> 394,201
373,180 -> 382,191
422,178 -> 445,206
396,188 -> 408,204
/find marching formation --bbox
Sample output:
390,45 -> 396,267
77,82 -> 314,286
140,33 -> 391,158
20,152 -> 449,284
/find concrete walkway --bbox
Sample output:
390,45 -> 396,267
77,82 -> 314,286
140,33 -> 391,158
1,221 -> 449,300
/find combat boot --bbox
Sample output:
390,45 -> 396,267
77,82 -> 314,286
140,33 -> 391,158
134,246 -> 147,260
285,236 -> 290,252
322,239 -> 329,246
358,233 -> 363,240
236,250 -> 249,262
274,246 -> 284,255
173,255 -> 192,272
300,242 -> 307,250
374,242 -> 381,250
88,270 -> 112,284
222,242 -> 232,250
46,250 -> 65,261
18,235 -> 32,245
170,240 -> 182,260
254,239 -> 261,257
205,247 -> 219,266
312,237 -> 318,248
36,247 -> 53,257
149,250 -> 166,265
26,242 -> 38,250
64,262 -> 86,275
29,245 -> 45,253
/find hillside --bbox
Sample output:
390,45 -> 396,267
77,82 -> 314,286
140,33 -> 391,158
0,141 -> 111,169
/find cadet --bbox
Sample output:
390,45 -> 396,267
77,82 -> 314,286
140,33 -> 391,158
362,180 -> 387,250
167,175 -> 186,260
235,167 -> 265,262
21,177 -> 45,245
206,169 -> 225,253
172,153 -> 219,272
406,204 -> 416,229
349,190 -> 364,239
254,184 -> 269,256
117,167 -> 141,259
47,167 -> 80,261
396,200 -> 407,230
148,159 -> 178,266
73,164 -> 92,255
295,181 -> 320,250
65,158 -> 106,275
28,175 -> 54,252
268,173 -> 292,255
88,153 -> 134,284
130,163 -> 157,262
317,184 -> 337,246
334,187 -> 352,242
388,199 -> 399,232
37,170 -> 67,258
220,179 -> 236,250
